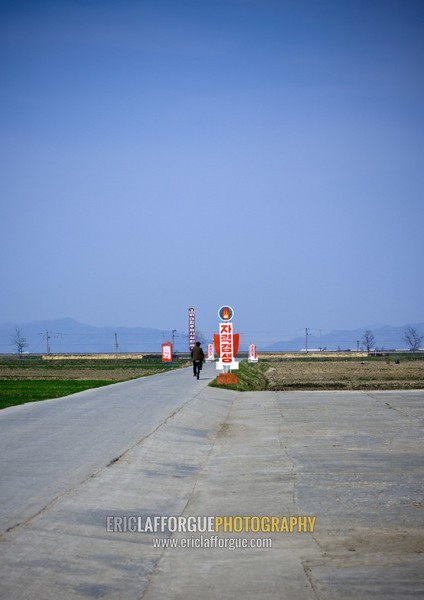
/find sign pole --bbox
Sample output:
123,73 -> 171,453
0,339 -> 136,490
188,307 -> 196,351
215,305 -> 239,384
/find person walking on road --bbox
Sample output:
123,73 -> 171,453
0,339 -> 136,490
191,342 -> 205,379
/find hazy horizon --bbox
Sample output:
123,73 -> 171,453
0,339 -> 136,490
2,316 -> 423,353
1,0 -> 423,340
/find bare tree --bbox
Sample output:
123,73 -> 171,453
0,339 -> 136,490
195,330 -> 207,346
10,327 -> 28,358
361,329 -> 375,355
403,327 -> 423,352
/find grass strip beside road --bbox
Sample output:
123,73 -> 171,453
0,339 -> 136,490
209,360 -> 269,391
0,380 -> 114,410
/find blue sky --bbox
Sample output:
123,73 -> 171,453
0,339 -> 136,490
1,0 -> 423,345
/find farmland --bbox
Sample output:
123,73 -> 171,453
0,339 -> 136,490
256,353 -> 424,391
214,353 -> 424,391
1,353 -> 423,409
0,355 -> 189,409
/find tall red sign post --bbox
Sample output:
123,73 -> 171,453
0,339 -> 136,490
188,307 -> 196,351
214,305 -> 239,385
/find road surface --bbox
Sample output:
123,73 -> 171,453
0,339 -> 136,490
0,362 -> 423,599
0,366 -> 208,534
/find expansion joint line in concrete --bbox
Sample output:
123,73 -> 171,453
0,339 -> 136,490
105,383 -> 208,469
137,390 -> 239,600
302,562 -> 322,600
271,391 -> 325,589
177,391 -> 239,516
360,391 -> 412,417
1,384 -> 208,540
271,392 -> 298,508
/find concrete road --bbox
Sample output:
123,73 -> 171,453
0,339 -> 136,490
0,363 -> 423,599
0,365 -> 208,534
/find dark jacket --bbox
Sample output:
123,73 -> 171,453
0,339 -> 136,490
191,345 -> 205,362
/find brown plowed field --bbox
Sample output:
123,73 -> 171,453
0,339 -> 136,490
0,367 -> 161,381
263,359 -> 424,390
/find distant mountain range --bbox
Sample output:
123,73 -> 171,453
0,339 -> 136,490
262,323 -> 424,352
1,318 -> 423,354
0,318 -> 187,354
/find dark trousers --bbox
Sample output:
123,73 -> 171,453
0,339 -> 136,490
193,361 -> 202,376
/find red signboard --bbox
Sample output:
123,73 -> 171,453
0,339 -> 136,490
214,305 -> 239,371
188,307 -> 195,351
214,330 -> 240,357
220,322 -> 233,363
162,341 -> 172,363
214,324 -> 239,364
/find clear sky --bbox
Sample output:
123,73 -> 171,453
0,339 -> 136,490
1,0 -> 423,344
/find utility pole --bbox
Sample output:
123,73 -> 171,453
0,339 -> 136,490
45,330 -> 51,355
115,333 -> 119,355
305,327 -> 310,353
172,329 -> 176,351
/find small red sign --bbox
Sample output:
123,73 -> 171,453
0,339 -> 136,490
162,341 -> 173,362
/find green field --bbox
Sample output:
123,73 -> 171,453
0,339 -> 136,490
0,380 -> 115,410
0,355 -> 190,410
